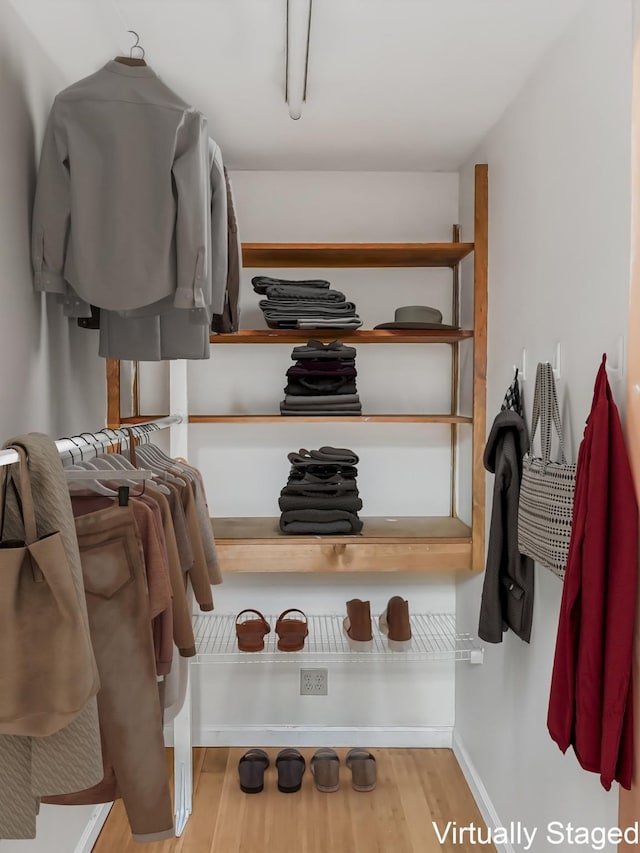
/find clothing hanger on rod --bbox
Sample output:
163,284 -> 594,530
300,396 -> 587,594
114,29 -> 147,67
65,465 -> 118,497
59,435 -> 85,465
131,424 -> 185,472
63,436 -> 150,498
82,458 -> 148,493
136,439 -> 178,468
65,463 -> 154,502
100,430 -> 172,495
100,451 -> 135,471
135,443 -> 174,472
71,432 -> 108,459
87,429 -> 133,470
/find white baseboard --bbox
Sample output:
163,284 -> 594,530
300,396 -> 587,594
453,734 -> 514,853
165,724 -> 453,749
73,804 -> 113,853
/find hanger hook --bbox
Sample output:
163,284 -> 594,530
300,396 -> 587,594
79,432 -> 99,451
61,436 -> 86,463
128,30 -> 145,60
93,428 -> 123,456
93,428 -> 117,447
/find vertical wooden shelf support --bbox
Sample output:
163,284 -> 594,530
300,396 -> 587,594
450,224 -> 461,517
106,359 -> 121,430
471,164 -> 488,572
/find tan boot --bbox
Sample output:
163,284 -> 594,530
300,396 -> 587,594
343,599 -> 373,650
378,596 -> 412,651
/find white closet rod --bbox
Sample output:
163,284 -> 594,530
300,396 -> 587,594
0,415 -> 183,469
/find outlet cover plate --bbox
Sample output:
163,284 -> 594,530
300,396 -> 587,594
300,668 -> 328,696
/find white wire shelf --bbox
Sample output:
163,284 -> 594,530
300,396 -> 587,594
192,613 -> 484,664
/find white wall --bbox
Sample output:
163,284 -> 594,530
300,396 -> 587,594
0,0 -> 105,439
145,170 -> 469,743
0,0 -> 106,849
456,1 -> 632,850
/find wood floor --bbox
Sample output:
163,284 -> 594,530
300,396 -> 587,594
93,748 -> 495,853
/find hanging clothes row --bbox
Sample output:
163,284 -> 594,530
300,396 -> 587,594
0,421 -> 220,842
31,53 -> 242,360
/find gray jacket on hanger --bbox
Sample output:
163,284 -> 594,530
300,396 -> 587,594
96,138 -> 228,360
478,409 -> 534,644
32,61 -> 210,313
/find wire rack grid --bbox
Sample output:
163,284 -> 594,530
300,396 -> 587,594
192,613 -> 484,664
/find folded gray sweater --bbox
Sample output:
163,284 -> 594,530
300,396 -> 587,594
291,341 -> 357,360
260,301 -> 358,316
252,276 -> 330,294
283,477 -> 359,496
282,393 -> 361,407
288,447 -> 360,466
278,494 -> 363,512
285,380 -> 358,396
280,509 -> 363,535
296,318 -> 363,329
281,409 -> 362,417
265,285 -> 346,302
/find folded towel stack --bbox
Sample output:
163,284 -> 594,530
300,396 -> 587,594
280,339 -> 362,416
279,446 -> 363,534
252,276 -> 363,330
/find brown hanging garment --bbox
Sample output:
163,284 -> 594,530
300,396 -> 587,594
0,447 -> 98,736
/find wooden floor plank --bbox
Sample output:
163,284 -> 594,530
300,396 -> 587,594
179,748 -> 225,853
93,747 -> 494,853
391,750 -> 445,852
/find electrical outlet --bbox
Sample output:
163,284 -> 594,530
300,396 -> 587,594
300,668 -> 328,696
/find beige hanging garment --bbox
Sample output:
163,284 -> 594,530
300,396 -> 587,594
0,446 -> 98,736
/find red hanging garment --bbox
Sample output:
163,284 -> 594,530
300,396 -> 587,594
547,356 -> 638,790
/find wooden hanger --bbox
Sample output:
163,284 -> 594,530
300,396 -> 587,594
114,30 -> 147,66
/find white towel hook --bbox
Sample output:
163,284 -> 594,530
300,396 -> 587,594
546,342 -> 561,381
513,348 -> 527,382
606,336 -> 625,382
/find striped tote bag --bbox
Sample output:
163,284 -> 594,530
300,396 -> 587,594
517,362 -> 576,580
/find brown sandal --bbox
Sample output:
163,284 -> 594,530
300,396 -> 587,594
275,609 -> 309,651
346,748 -> 377,791
235,609 -> 270,652
311,748 -> 340,792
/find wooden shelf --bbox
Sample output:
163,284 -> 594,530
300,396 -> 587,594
122,414 -> 472,425
212,516 -> 474,573
120,415 -> 168,424
216,516 -> 471,542
242,242 -> 474,268
189,414 -> 472,424
210,329 -> 473,345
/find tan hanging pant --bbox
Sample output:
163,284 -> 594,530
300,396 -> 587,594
43,503 -> 174,843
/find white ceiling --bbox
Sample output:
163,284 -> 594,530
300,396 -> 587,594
11,0 -> 586,171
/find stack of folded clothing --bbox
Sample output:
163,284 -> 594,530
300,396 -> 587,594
252,276 -> 363,330
279,447 -> 364,535
280,339 -> 362,416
